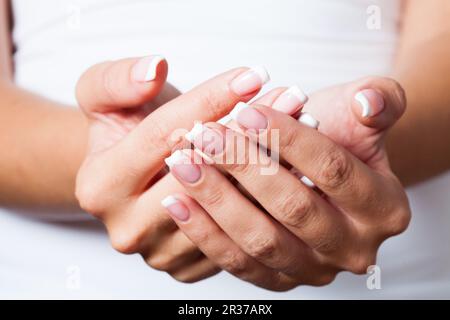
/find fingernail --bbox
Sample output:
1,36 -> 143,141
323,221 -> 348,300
165,150 -> 202,183
273,85 -> 308,114
298,112 -> 319,129
233,102 -> 268,130
355,89 -> 385,118
161,195 -> 190,221
132,55 -> 165,82
300,176 -> 315,188
217,101 -> 251,125
230,66 -> 270,97
186,123 -> 225,156
185,123 -> 206,143
290,168 -> 316,188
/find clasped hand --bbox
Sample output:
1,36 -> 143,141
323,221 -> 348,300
75,56 -> 410,290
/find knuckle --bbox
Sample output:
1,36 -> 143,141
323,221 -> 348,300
146,253 -> 175,271
140,117 -> 172,151
277,192 -> 316,229
280,127 -> 299,154
75,176 -> 106,217
347,254 -> 377,275
198,89 -> 226,120
315,148 -> 353,189
170,272 -> 199,284
386,206 -> 411,236
269,278 -> 298,292
246,233 -> 279,262
110,231 -> 143,255
189,227 -> 213,247
310,273 -> 338,287
226,157 -> 253,176
198,185 -> 225,208
220,250 -> 249,276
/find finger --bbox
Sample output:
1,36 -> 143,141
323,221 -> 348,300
188,122 -> 355,255
76,55 -> 168,114
351,77 -> 406,131
144,230 -> 203,272
224,86 -> 308,151
232,103 -> 389,220
253,86 -> 308,115
98,66 -> 270,194
169,256 -> 222,283
103,172 -> 185,244
164,150 -> 324,279
161,193 -> 296,291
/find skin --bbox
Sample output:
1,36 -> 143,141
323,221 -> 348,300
0,0 -> 449,286
162,78 -> 410,290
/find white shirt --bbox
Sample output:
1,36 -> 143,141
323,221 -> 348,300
2,0 -> 450,299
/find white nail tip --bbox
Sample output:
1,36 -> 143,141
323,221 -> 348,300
250,66 -> 270,85
164,150 -> 186,168
285,85 -> 308,104
298,112 -> 319,129
144,55 -> 165,82
230,102 -> 250,121
185,123 -> 206,143
161,195 -> 178,208
355,92 -> 372,118
300,176 -> 315,188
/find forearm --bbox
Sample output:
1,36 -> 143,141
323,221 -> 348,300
388,33 -> 450,187
0,80 -> 88,207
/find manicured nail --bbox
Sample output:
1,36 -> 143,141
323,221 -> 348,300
132,55 -> 165,82
298,112 -> 319,129
185,123 -> 206,143
186,123 -> 224,156
290,168 -> 316,188
230,66 -> 270,97
300,176 -> 315,188
164,150 -> 202,183
217,101 -> 250,125
161,195 -> 190,221
273,86 -> 308,114
355,89 -> 385,118
233,102 -> 268,130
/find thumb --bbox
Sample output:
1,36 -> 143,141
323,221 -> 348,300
350,76 -> 407,132
347,77 -> 407,171
76,55 -> 168,115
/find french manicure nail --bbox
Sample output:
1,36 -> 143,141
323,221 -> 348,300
186,123 -> 224,156
300,176 -> 315,188
298,112 -> 319,129
132,55 -> 165,82
290,167 -> 316,188
230,66 -> 270,97
185,123 -> 206,143
234,103 -> 268,130
161,195 -> 190,221
273,85 -> 308,114
165,150 -> 202,183
355,89 -> 385,118
217,101 -> 250,125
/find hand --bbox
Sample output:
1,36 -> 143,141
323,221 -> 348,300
161,77 -> 411,290
75,56 -> 273,282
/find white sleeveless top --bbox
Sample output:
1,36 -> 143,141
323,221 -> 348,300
2,0 -> 450,298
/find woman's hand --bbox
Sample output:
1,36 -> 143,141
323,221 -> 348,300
74,55 -> 272,282
161,78 -> 411,290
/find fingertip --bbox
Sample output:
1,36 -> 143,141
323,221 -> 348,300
272,85 -> 308,115
131,55 -> 168,83
354,89 -> 385,119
